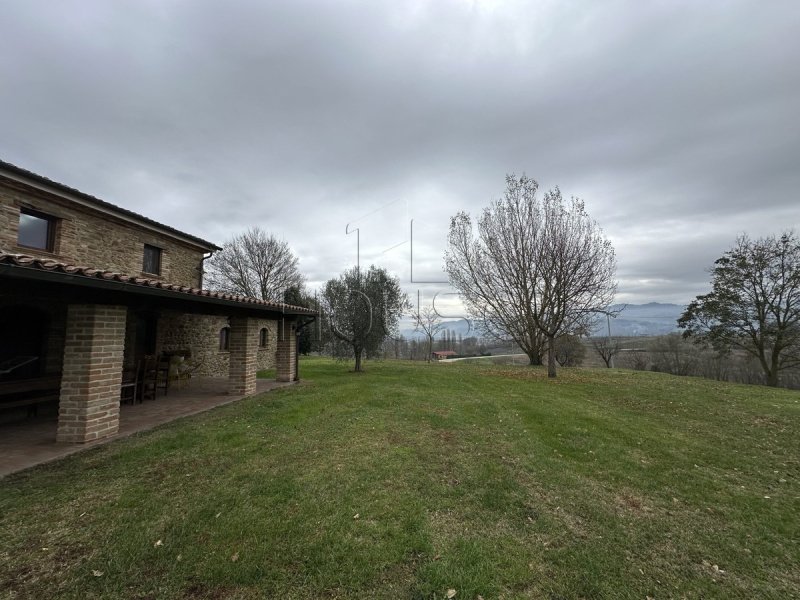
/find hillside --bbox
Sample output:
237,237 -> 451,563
593,302 -> 685,336
1,359 -> 797,599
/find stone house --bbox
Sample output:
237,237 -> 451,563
0,159 -> 315,443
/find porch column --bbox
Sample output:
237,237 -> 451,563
57,304 -> 127,443
276,319 -> 297,382
229,316 -> 259,396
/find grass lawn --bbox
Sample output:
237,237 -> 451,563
1,359 -> 798,599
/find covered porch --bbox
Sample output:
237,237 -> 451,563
0,254 -> 316,448
0,376 -> 294,477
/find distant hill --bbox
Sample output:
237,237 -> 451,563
594,303 -> 685,337
400,303 -> 686,340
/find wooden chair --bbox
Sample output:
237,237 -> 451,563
141,355 -> 158,400
168,355 -> 189,390
120,361 -> 141,404
141,355 -> 171,400
155,357 -> 170,396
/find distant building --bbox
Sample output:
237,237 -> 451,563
431,350 -> 457,361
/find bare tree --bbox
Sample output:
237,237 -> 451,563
446,174 -> 617,377
649,333 -> 699,377
591,336 -> 622,368
411,305 -> 446,362
206,227 -> 304,302
679,232 -> 800,386
553,334 -> 586,367
628,347 -> 650,371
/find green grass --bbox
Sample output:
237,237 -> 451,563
1,359 -> 798,599
256,368 -> 276,379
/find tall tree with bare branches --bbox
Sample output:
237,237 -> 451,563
679,232 -> 800,387
206,227 -> 304,302
445,174 -> 617,377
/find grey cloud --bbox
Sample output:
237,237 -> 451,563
2,0 -> 799,304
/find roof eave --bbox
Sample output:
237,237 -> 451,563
0,160 -> 222,252
0,262 -> 317,317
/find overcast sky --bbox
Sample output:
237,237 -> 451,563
2,0 -> 799,308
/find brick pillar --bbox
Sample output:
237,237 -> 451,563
57,304 -> 127,443
229,316 -> 259,396
276,319 -> 297,382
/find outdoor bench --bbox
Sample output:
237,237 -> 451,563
0,375 -> 62,416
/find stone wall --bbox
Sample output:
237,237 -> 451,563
155,312 -> 277,377
256,324 -> 278,373
0,178 -> 207,288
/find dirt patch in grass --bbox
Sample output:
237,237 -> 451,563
385,431 -> 410,447
614,490 -> 650,515
181,582 -> 237,599
1,541 -> 89,597
751,415 -> 787,430
434,429 -> 456,444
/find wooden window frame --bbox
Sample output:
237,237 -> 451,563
219,326 -> 230,351
142,244 -> 162,276
18,207 -> 57,252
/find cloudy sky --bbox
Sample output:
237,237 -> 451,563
2,0 -> 798,308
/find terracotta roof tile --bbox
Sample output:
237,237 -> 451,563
0,253 -> 316,315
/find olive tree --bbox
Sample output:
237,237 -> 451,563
321,265 -> 408,372
446,174 -> 617,377
679,232 -> 800,387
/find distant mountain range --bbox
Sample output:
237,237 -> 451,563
399,303 -> 685,339
589,303 -> 685,337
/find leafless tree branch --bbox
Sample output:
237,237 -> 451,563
445,174 -> 617,377
206,227 -> 305,302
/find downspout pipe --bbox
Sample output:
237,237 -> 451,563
199,250 -> 215,289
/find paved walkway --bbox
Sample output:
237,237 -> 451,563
0,377 -> 294,478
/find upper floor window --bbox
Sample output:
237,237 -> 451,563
18,208 -> 56,251
143,244 -> 162,275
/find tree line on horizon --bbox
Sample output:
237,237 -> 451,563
203,176 -> 800,388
